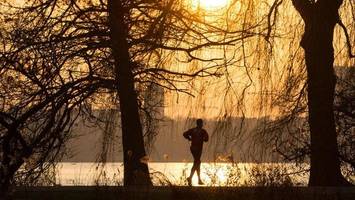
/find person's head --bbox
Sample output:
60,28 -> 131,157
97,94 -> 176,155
196,119 -> 203,128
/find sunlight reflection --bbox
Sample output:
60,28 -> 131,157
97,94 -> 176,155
56,162 -> 309,186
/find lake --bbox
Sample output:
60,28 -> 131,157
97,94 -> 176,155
55,162 -> 309,186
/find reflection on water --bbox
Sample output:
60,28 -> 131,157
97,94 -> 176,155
55,162 -> 309,186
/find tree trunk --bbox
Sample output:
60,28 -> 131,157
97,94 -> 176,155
107,0 -> 152,186
0,159 -> 23,200
293,0 -> 351,186
1,135 -> 14,200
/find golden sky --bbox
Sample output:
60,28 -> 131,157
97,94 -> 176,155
2,0 -> 353,120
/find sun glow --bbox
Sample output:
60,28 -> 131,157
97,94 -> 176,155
191,0 -> 230,10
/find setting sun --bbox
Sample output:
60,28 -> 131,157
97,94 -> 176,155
192,0 -> 230,10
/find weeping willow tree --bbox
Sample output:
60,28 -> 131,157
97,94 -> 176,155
203,0 -> 354,185
257,0 -> 354,186
0,0 -> 268,191
160,0 -> 354,186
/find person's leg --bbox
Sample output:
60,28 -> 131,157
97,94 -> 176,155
195,150 -> 204,184
189,162 -> 196,179
187,168 -> 194,186
196,160 -> 201,181
187,148 -> 197,186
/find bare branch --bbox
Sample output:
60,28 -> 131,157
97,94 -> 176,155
337,17 -> 355,58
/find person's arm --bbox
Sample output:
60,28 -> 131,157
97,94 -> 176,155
203,130 -> 209,142
183,129 -> 192,141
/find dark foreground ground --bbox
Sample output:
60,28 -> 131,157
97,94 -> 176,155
14,186 -> 355,200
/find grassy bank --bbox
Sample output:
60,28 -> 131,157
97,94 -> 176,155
14,186 -> 355,200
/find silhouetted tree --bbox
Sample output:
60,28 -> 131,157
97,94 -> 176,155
220,0 -> 354,186
291,0 -> 353,186
1,0 -> 259,190
107,0 -> 152,185
251,0 -> 354,186
0,1 -> 114,197
0,25 -> 111,198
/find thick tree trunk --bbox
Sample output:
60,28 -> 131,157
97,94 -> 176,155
295,0 -> 351,186
303,20 -> 343,186
1,136 -> 14,199
0,161 -> 23,200
107,0 -> 152,186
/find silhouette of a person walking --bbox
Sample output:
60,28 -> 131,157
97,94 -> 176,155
183,119 -> 209,186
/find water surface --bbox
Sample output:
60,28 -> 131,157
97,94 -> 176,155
56,162 -> 308,186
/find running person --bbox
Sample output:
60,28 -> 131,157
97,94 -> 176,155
183,119 -> 209,186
